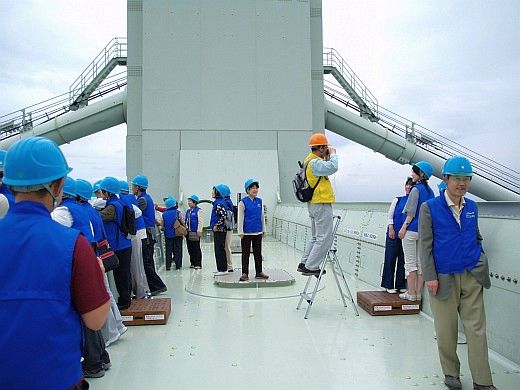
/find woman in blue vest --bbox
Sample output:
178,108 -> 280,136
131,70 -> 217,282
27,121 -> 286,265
238,179 -> 269,281
0,136 -> 109,389
132,174 -> 167,295
419,157 -> 495,390
160,197 -> 185,270
119,180 -> 151,298
398,161 -> 435,301
381,177 -> 413,293
221,184 -> 235,272
210,184 -> 229,275
52,176 -> 94,243
99,176 -> 133,310
185,194 -> 203,269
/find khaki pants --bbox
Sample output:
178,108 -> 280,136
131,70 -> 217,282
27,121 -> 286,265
429,270 -> 493,386
225,230 -> 233,270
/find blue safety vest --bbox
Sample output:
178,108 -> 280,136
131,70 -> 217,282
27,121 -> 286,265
427,195 -> 482,274
186,206 -> 200,232
242,196 -> 263,233
407,182 -> 434,232
121,193 -> 146,231
104,195 -> 132,251
163,209 -> 180,238
81,201 -> 107,244
210,198 -> 227,229
137,192 -> 156,228
61,197 -> 94,243
390,195 -> 408,235
0,201 -> 83,388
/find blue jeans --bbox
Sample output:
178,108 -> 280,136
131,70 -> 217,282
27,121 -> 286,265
381,235 -> 406,290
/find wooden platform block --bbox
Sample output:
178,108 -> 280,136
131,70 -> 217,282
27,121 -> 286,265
357,291 -> 421,316
120,298 -> 171,326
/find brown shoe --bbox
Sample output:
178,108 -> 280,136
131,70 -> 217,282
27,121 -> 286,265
239,273 -> 249,282
255,272 -> 269,279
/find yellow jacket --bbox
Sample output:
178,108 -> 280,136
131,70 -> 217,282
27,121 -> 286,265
304,153 -> 335,204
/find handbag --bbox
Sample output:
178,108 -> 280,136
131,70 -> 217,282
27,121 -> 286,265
97,239 -> 119,272
187,231 -> 199,241
173,215 -> 188,237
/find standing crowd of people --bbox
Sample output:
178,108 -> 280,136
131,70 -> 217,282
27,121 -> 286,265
0,134 -> 497,389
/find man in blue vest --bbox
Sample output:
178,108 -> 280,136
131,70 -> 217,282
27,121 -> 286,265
0,136 -> 110,389
419,156 -> 495,390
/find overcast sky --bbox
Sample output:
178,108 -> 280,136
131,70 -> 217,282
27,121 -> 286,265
1,0 -> 518,201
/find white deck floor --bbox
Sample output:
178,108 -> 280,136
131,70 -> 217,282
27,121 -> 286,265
94,238 -> 520,389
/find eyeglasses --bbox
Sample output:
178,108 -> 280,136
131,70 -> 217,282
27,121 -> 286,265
450,176 -> 471,183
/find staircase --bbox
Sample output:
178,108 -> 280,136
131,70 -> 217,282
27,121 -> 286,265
323,47 -> 379,122
69,37 -> 127,110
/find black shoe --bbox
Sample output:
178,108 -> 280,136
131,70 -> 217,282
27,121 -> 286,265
473,384 -> 496,390
297,263 -> 305,272
117,302 -> 130,311
150,286 -> 167,296
301,267 -> 326,277
228,269 -> 234,272
166,268 -> 171,271
444,375 -> 462,390
103,361 -> 111,370
83,366 -> 105,378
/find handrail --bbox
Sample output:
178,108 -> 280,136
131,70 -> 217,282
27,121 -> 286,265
0,72 -> 127,142
69,37 -> 127,105
323,47 -> 379,118
324,80 -> 520,194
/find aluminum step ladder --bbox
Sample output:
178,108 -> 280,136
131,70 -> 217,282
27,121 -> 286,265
297,215 -> 359,319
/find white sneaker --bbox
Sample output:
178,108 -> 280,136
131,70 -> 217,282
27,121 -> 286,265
386,289 -> 398,294
399,291 -> 417,301
214,271 -> 228,276
399,289 -> 407,293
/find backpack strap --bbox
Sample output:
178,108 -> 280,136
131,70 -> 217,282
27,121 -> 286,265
304,159 -> 323,189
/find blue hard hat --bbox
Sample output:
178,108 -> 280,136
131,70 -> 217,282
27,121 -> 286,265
214,184 -> 226,198
119,180 -> 129,193
437,181 -> 447,192
413,161 -> 434,180
442,156 -> 473,177
92,180 -> 102,193
0,149 -> 6,171
187,194 -> 199,203
3,136 -> 72,186
63,176 -> 77,197
165,197 -> 177,209
100,176 -> 121,195
219,184 -> 231,197
76,179 -> 93,201
132,174 -> 148,189
244,178 -> 259,192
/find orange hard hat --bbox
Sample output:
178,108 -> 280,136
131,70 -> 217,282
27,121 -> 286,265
308,133 -> 329,146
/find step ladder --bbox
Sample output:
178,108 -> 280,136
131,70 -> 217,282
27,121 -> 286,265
296,215 -> 359,319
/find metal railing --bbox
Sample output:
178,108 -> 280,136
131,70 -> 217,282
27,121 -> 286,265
324,80 -> 520,194
0,72 -> 127,142
69,37 -> 127,106
323,47 -> 379,118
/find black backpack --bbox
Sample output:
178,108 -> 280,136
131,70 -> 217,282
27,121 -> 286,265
293,160 -> 322,203
118,201 -> 137,236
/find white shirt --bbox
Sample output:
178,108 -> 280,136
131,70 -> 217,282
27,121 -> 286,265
444,191 -> 465,226
0,194 -> 9,219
